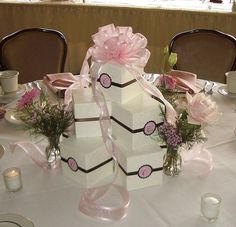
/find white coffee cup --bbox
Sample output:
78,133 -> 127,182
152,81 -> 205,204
0,70 -> 19,93
225,71 -> 236,94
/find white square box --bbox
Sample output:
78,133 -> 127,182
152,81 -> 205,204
91,61 -> 143,104
116,144 -> 164,191
61,136 -> 113,188
112,94 -> 164,150
73,88 -> 111,137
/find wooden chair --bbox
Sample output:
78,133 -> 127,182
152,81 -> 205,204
169,29 -> 236,83
0,28 -> 67,84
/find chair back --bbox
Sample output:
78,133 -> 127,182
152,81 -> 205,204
0,28 -> 67,84
169,29 -> 236,83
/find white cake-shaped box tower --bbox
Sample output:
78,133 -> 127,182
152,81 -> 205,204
61,60 -> 165,190
95,62 -> 164,190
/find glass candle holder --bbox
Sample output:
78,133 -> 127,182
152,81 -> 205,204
201,193 -> 221,222
2,167 -> 23,192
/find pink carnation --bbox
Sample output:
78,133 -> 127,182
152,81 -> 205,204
17,88 -> 41,109
159,75 -> 177,90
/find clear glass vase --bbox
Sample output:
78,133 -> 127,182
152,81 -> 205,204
45,135 -> 61,169
163,146 -> 182,176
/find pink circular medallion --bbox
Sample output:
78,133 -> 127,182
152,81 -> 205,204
68,157 -> 78,172
99,73 -> 112,88
138,165 -> 153,179
143,121 -> 156,136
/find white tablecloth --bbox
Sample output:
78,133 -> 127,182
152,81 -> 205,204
0,83 -> 236,227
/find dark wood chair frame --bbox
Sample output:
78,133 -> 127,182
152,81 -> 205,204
169,29 -> 236,76
0,27 -> 67,73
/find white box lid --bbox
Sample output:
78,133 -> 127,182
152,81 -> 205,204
112,93 -> 163,130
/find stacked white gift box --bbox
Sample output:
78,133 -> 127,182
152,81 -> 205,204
61,61 -> 165,191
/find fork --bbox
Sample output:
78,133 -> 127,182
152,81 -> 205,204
206,82 -> 217,95
200,81 -> 210,93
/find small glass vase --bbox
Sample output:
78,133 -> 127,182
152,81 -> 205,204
45,135 -> 61,169
163,146 -> 182,176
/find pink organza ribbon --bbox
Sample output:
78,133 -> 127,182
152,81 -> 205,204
78,65 -> 130,222
9,141 -> 61,169
77,24 -> 178,222
181,143 -> 213,175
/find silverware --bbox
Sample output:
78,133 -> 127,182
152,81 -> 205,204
200,81 -> 210,93
32,81 -> 41,90
206,82 -> 217,95
200,81 -> 217,95
25,82 -> 34,90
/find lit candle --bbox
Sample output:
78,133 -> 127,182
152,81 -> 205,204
201,193 -> 221,222
3,167 -> 22,192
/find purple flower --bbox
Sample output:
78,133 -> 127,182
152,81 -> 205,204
17,88 -> 41,109
158,122 -> 182,148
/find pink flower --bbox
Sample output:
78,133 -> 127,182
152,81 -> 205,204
186,93 -> 219,125
159,75 -> 177,90
17,88 -> 41,109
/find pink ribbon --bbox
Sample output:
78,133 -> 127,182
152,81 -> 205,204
64,75 -> 90,106
10,141 -> 61,169
77,24 -> 178,221
181,143 -> 213,175
78,65 -> 130,222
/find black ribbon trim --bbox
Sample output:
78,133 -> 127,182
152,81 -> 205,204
61,157 -> 113,173
151,95 -> 165,106
111,116 -> 163,134
118,163 -> 163,176
74,117 -> 100,122
74,116 -> 163,135
97,75 -> 136,88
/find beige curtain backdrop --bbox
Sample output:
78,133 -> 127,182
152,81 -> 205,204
0,2 -> 236,75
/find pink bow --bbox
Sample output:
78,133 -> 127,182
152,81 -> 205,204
81,24 -> 150,75
80,24 -> 177,124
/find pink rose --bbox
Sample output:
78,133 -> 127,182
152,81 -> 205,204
186,93 -> 219,125
159,75 -> 177,90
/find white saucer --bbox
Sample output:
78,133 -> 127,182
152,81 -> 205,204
5,109 -> 24,126
218,85 -> 236,98
0,213 -> 34,227
0,84 -> 25,98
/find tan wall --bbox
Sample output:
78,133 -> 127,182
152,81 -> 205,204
0,2 -> 236,75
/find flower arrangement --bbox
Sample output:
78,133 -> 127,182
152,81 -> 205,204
15,88 -> 74,168
15,88 -> 74,138
156,46 -> 219,176
157,92 -> 219,150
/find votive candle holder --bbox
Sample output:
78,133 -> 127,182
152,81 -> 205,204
3,167 -> 23,192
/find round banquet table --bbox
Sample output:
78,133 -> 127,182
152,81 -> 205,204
0,81 -> 236,227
